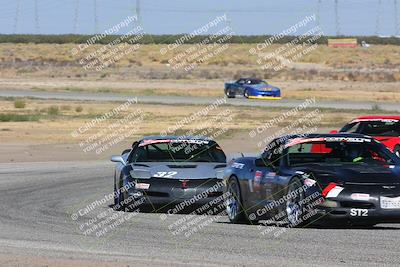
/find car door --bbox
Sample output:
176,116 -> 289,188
247,157 -> 279,209
234,79 -> 246,95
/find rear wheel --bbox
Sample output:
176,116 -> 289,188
243,89 -> 250,99
226,177 -> 256,224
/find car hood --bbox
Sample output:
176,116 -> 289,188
296,163 -> 400,185
130,162 -> 226,179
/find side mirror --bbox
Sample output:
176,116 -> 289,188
111,155 -> 126,165
121,148 -> 132,155
330,130 -> 338,134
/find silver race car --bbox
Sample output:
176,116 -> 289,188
111,136 -> 227,214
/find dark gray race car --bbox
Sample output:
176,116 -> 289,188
111,136 -> 227,214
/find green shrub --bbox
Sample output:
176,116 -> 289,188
14,99 -> 26,108
47,106 -> 59,115
0,113 -> 39,122
75,106 -> 83,113
61,105 -> 71,111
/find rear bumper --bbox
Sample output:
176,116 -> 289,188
127,191 -> 224,213
314,207 -> 400,225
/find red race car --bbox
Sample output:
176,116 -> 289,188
331,116 -> 400,157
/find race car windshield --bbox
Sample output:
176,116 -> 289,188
358,120 -> 400,137
246,79 -> 266,85
132,141 -> 226,163
286,139 -> 399,167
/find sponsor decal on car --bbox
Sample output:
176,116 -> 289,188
232,162 -> 245,169
380,196 -> 400,209
135,183 -> 150,189
253,171 -> 263,190
350,193 -> 370,201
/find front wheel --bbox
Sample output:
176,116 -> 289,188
226,178 -> 255,224
394,145 -> 400,158
225,89 -> 235,98
285,178 -> 308,227
113,175 -> 126,211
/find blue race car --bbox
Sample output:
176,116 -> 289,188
224,78 -> 281,100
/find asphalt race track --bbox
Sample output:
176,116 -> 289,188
0,161 -> 399,266
0,90 -> 399,112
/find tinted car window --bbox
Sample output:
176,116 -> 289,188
359,121 -> 400,137
130,141 -> 226,163
286,140 -> 399,166
340,122 -> 360,133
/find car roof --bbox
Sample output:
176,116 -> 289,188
271,133 -> 374,144
353,115 -> 400,121
239,77 -> 264,82
141,135 -> 212,141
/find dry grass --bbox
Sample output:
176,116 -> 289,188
1,43 -> 399,69
0,98 -> 393,145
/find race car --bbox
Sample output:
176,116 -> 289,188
111,136 -> 227,214
332,116 -> 400,157
224,78 -> 281,100
223,133 -> 400,227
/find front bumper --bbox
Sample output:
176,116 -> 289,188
248,95 -> 282,100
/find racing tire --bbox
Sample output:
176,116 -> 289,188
285,177 -> 308,228
225,89 -> 235,98
113,175 -> 126,211
394,145 -> 400,158
226,177 -> 257,224
243,89 -> 250,99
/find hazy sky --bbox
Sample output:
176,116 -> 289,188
0,0 -> 398,36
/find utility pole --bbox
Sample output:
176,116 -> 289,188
73,0 -> 80,34
395,0 -> 399,36
136,0 -> 141,26
34,0 -> 39,33
334,0 -> 341,36
13,0 -> 21,34
375,0 -> 382,35
94,0 -> 98,33
316,0 -> 321,28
